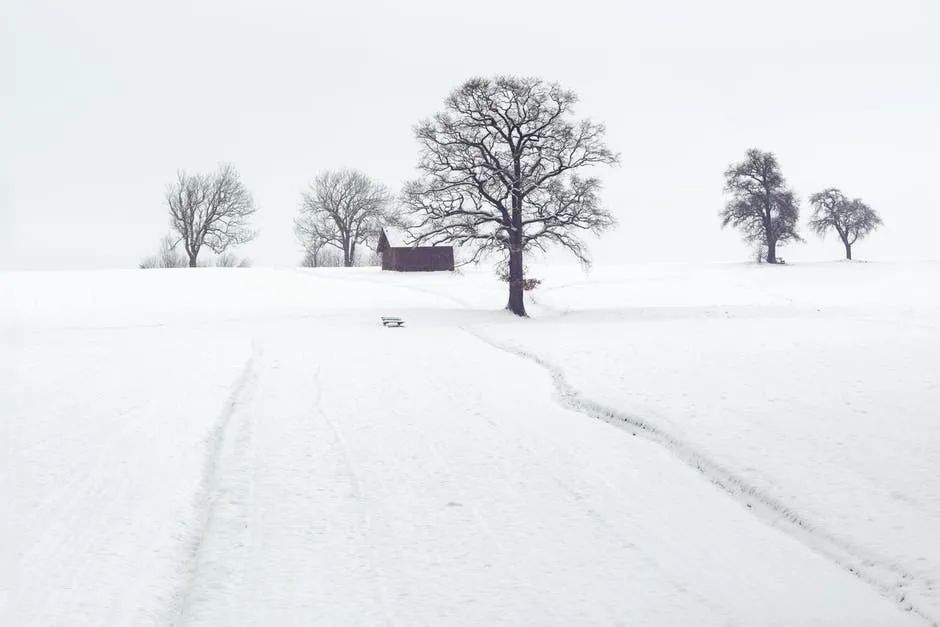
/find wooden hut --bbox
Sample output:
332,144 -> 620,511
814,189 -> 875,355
376,228 -> 454,272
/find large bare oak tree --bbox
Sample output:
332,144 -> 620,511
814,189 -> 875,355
295,170 -> 392,267
166,163 -> 257,267
721,149 -> 801,264
402,76 -> 618,316
808,188 -> 882,260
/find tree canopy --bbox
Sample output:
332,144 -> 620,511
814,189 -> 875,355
295,170 -> 392,267
402,75 -> 618,315
808,188 -> 882,260
166,163 -> 256,267
721,149 -> 801,263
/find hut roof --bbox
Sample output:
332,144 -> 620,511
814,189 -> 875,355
379,227 -> 409,249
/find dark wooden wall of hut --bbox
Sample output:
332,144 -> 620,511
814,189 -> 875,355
381,247 -> 454,271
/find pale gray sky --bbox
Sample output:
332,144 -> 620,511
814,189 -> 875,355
3,0 -> 938,270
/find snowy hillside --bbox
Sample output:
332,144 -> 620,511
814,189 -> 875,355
2,262 -> 938,626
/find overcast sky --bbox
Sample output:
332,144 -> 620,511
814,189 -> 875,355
3,0 -> 938,270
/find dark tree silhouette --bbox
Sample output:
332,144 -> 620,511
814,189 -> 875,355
295,170 -> 391,267
402,75 -> 618,316
808,188 -> 882,260
166,163 -> 257,267
721,149 -> 801,264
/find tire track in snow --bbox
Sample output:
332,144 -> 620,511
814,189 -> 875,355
311,368 -> 399,627
170,340 -> 260,627
464,327 -> 937,627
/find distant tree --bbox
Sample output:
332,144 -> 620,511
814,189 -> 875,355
295,170 -> 391,267
166,163 -> 257,267
296,224 -> 329,268
300,247 -> 344,268
215,252 -> 238,267
157,233 -> 187,268
138,255 -> 158,269
300,248 -> 319,268
402,75 -> 618,316
215,252 -> 252,267
138,233 -> 187,269
721,149 -> 801,264
808,188 -> 882,260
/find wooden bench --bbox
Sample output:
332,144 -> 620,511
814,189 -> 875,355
381,316 -> 405,328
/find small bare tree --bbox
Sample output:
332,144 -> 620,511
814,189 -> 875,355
294,213 -> 332,268
300,246 -> 324,268
215,252 -> 239,267
721,149 -> 801,263
215,252 -> 252,267
166,163 -> 257,267
157,233 -> 186,268
402,76 -> 618,316
300,249 -> 319,268
138,233 -> 187,269
295,170 -> 391,267
300,248 -> 345,268
808,188 -> 882,260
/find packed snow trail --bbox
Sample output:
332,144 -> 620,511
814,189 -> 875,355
467,327 -> 937,624
173,341 -> 260,623
480,262 -> 940,623
1,327 -> 252,626
171,319 -> 917,627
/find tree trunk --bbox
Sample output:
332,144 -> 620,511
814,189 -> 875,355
506,164 -> 527,317
188,254 -> 197,268
506,248 -> 526,316
844,240 -> 852,260
506,215 -> 526,316
763,192 -> 775,264
766,238 -> 777,264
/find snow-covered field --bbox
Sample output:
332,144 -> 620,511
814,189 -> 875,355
2,262 -> 938,626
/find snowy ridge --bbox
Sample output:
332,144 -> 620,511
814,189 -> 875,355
465,328 -> 937,627
173,341 -> 260,625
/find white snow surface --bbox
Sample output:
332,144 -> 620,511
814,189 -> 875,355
2,262 -> 937,626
